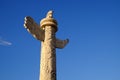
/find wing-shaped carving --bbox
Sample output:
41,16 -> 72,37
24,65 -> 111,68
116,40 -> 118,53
55,38 -> 69,49
24,16 -> 44,41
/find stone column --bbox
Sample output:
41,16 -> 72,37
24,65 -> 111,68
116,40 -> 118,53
40,11 -> 57,80
24,10 -> 69,80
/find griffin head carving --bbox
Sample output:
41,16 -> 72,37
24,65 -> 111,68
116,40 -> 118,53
46,10 -> 53,18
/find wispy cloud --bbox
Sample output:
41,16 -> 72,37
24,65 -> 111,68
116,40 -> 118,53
0,38 -> 12,46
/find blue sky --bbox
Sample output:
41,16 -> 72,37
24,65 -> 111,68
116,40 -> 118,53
0,0 -> 120,80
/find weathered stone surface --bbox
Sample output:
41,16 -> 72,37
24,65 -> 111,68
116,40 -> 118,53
40,26 -> 56,80
55,38 -> 69,49
24,10 -> 69,80
24,16 -> 45,41
40,11 -> 57,80
40,11 -> 58,32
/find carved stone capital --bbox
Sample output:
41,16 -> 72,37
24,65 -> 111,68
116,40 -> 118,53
40,11 -> 58,32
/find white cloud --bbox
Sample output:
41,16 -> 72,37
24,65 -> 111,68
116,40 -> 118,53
0,38 -> 12,46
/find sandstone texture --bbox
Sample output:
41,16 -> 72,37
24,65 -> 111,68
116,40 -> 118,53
24,10 -> 69,80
